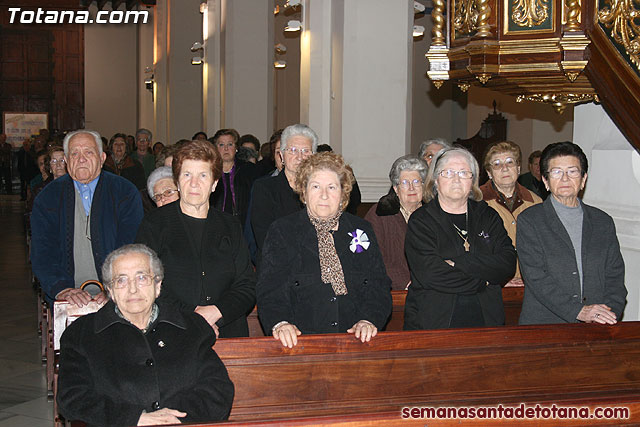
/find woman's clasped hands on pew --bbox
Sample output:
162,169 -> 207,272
257,152 -> 392,348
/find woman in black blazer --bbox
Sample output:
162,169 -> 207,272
250,124 -> 318,259
257,152 -> 392,348
136,140 -> 256,338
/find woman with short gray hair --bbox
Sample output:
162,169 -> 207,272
250,124 -> 319,261
365,155 -> 428,290
146,166 -> 179,207
404,146 -> 516,330
57,243 -> 234,426
418,138 -> 450,165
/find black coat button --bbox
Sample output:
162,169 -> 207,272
363,279 -> 368,285
294,281 -> 300,286
582,297 -> 587,303
152,401 -> 160,410
330,297 -> 337,302
331,322 -> 338,327
146,359 -> 154,366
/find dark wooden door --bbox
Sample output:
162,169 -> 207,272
0,28 -> 53,127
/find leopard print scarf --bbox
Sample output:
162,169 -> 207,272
308,209 -> 347,296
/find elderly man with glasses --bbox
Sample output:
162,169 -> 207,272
31,130 -> 144,305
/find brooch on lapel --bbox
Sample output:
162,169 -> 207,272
348,229 -> 370,253
478,230 -> 490,241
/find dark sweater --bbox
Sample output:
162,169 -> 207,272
136,201 -> 256,337
403,196 -> 516,330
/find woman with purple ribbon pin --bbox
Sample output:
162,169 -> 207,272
257,152 -> 392,348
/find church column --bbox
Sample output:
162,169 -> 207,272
574,103 -> 640,321
153,0 -> 203,144
302,0 -> 414,201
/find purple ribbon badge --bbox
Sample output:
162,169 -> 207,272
348,229 -> 370,253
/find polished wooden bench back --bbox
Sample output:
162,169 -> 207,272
215,322 -> 640,422
248,287 -> 525,336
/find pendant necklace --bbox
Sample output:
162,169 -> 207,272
452,211 -> 470,252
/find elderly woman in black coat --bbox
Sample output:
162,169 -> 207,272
57,244 -> 234,426
404,147 -> 516,330
257,152 -> 392,348
136,140 -> 256,338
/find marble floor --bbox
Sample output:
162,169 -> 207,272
0,195 -> 53,426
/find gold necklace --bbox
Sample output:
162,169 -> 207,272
452,212 -> 470,252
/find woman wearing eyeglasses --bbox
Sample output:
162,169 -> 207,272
146,166 -> 179,208
364,155 -> 428,290
250,124 -> 318,264
517,141 -> 627,325
57,244 -> 234,426
403,147 -> 516,330
479,141 -> 542,284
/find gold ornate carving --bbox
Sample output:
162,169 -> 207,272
476,0 -> 492,37
458,82 -> 471,91
516,93 -> 599,113
564,0 -> 581,31
433,80 -> 445,89
476,73 -> 492,84
454,0 -> 479,36
426,45 -> 450,84
512,0 -> 549,27
598,0 -> 640,70
432,0 -> 446,45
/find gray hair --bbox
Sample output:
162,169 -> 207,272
389,155 -> 428,186
280,124 -> 319,153
136,128 -> 152,141
146,166 -> 174,199
424,147 -> 483,202
63,130 -> 104,157
102,244 -> 164,291
418,138 -> 451,159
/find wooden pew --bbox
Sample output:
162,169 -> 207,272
214,322 -> 640,423
249,287 -> 524,336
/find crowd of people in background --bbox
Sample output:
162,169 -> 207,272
13,124 -> 627,425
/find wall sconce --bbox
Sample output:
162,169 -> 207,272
285,20 -> 302,32
199,1 -> 207,14
191,41 -> 204,65
145,74 -> 154,91
413,25 -> 425,37
284,0 -> 301,9
414,1 -> 425,13
274,60 -> 287,69
274,5 -> 280,15
275,43 -> 287,54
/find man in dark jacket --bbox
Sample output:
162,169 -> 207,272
30,130 -> 143,304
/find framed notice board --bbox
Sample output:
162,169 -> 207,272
3,112 -> 48,148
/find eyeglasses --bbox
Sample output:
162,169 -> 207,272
138,138 -> 150,143
439,169 -> 473,179
111,273 -> 156,289
548,167 -> 582,179
399,179 -> 423,188
152,188 -> 177,203
489,157 -> 517,170
50,158 -> 66,165
283,147 -> 312,157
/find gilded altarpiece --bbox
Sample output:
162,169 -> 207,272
505,0 -> 555,34
597,0 -> 640,78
